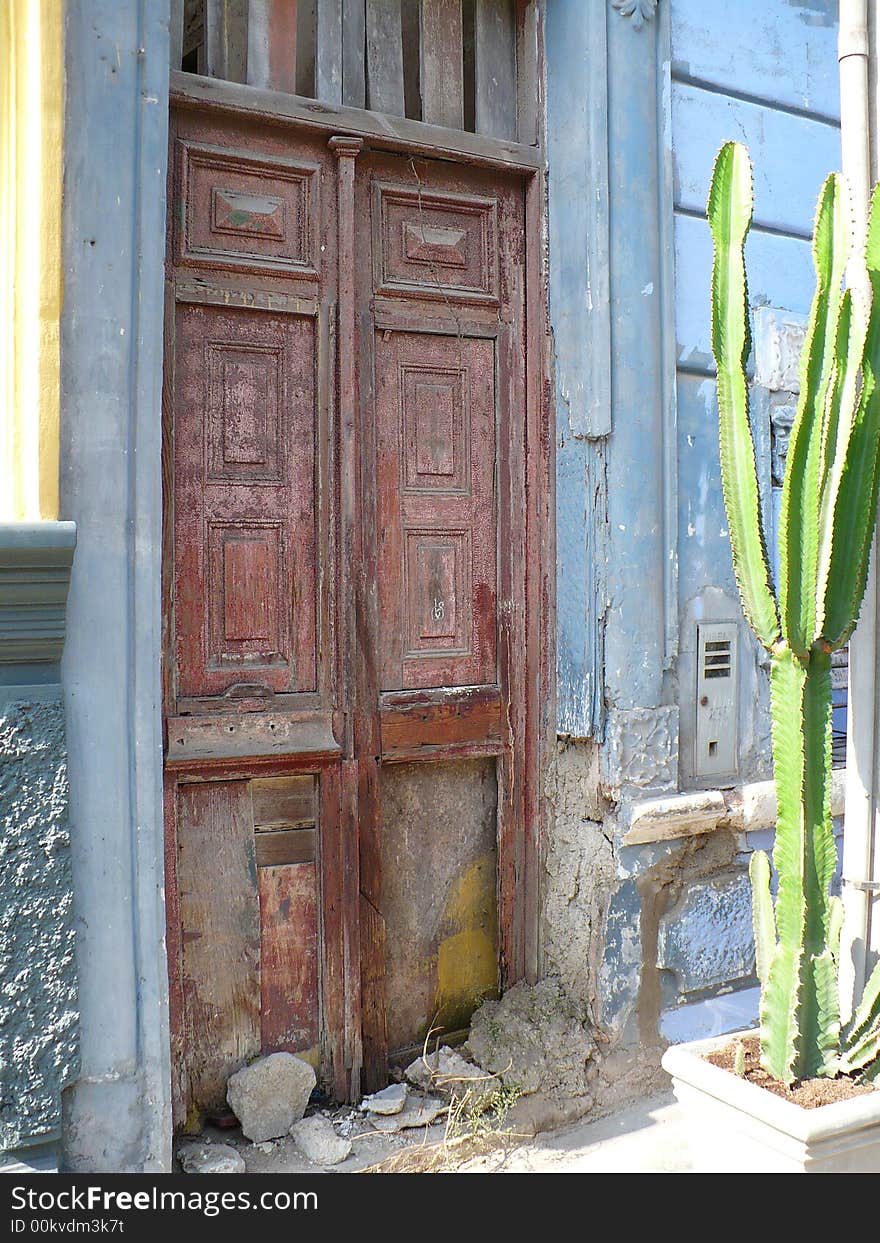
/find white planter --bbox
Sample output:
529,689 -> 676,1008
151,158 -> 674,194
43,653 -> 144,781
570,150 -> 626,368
662,1031 -> 880,1173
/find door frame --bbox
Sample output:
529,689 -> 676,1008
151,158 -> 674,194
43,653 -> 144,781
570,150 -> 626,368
162,69 -> 554,1107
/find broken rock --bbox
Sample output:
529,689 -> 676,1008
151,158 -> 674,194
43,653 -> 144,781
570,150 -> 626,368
179,1142 -> 246,1175
227,1052 -> 316,1143
290,1116 -> 352,1166
361,1083 -> 408,1115
405,1046 -> 494,1105
369,1094 -> 448,1133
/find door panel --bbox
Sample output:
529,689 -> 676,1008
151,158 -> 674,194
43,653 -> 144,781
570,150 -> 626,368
173,303 -> 317,701
375,331 -> 498,691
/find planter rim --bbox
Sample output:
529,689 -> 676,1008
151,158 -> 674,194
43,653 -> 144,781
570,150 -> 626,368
661,1029 -> 880,1144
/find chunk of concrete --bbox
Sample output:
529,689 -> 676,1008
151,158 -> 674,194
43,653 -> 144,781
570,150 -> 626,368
290,1116 -> 352,1166
227,1053 -> 316,1143
369,1095 -> 448,1132
361,1083 -> 408,1115
468,979 -> 596,1100
179,1142 -> 246,1175
405,1046 -> 494,1104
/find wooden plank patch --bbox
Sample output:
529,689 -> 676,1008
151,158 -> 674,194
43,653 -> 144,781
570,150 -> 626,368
255,826 -> 317,867
177,781 -> 261,1118
259,862 -> 320,1053
252,774 -> 317,828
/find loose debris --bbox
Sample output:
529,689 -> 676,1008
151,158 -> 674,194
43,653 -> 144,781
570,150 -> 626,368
290,1115 -> 352,1165
367,1094 -> 448,1133
178,1142 -> 246,1175
360,1083 -> 408,1115
226,1052 -> 316,1143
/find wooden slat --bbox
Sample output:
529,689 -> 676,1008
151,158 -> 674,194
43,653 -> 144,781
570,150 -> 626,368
251,774 -> 316,828
247,0 -> 298,91
205,0 -> 249,82
515,0 -> 538,146
178,781 -> 261,1116
255,826 -> 317,866
171,71 -> 544,171
259,862 -> 320,1053
315,0 -> 343,103
183,0 -> 204,57
366,0 -> 405,116
420,0 -> 464,129
473,0 -> 516,140
171,0 -> 186,69
342,0 -> 366,107
296,0 -> 317,95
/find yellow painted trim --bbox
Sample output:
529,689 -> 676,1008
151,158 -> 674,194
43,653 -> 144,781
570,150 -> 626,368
0,1 -> 63,522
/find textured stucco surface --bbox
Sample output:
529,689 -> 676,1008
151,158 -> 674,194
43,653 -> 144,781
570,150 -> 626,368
0,698 -> 78,1149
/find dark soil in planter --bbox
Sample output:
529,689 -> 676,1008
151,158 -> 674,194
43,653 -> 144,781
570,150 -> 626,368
705,1033 -> 877,1109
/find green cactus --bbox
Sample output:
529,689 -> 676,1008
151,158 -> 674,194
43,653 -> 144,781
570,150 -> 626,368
708,141 -> 880,1086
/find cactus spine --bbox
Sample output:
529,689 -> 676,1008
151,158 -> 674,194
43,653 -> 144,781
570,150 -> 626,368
709,142 -> 880,1085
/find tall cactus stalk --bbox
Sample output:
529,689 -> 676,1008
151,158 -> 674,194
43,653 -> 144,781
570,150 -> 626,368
709,142 -> 880,1085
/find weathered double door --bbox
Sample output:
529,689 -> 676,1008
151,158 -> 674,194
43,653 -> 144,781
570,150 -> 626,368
163,99 -> 532,1125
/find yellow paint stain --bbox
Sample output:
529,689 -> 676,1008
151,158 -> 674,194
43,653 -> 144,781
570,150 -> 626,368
434,853 -> 499,1034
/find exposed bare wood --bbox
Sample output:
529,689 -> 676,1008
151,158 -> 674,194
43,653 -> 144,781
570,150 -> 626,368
474,0 -> 517,140
401,0 -> 421,120
255,827 -> 318,866
342,0 -> 366,107
205,0 -> 249,82
252,774 -> 317,828
296,0 -> 317,94
171,71 -> 543,169
247,0 -> 298,92
359,894 -> 388,1088
165,712 -> 339,766
366,0 -> 406,116
259,862 -> 320,1052
380,692 -> 503,754
420,0 -> 464,128
515,0 -> 538,145
177,781 -> 261,1117
316,0 -> 343,102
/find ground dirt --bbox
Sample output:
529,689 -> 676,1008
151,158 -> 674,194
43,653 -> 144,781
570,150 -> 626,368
705,1032 -> 877,1108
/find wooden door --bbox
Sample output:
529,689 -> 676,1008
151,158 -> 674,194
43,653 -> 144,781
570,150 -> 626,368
355,150 -> 527,1074
162,100 -> 537,1125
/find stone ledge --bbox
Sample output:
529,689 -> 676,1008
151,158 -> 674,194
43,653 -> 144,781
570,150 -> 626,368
0,522 -> 76,668
623,769 -> 847,846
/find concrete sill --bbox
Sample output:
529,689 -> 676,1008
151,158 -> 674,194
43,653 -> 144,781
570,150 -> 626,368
623,769 -> 846,846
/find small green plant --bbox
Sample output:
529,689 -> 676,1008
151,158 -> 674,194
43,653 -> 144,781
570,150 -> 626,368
733,1040 -> 746,1078
708,141 -> 880,1087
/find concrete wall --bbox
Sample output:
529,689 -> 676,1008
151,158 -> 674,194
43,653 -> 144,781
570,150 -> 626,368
545,0 -> 841,1083
0,526 -> 77,1161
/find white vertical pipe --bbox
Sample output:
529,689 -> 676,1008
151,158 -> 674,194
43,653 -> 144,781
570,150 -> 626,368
839,0 -> 877,1020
